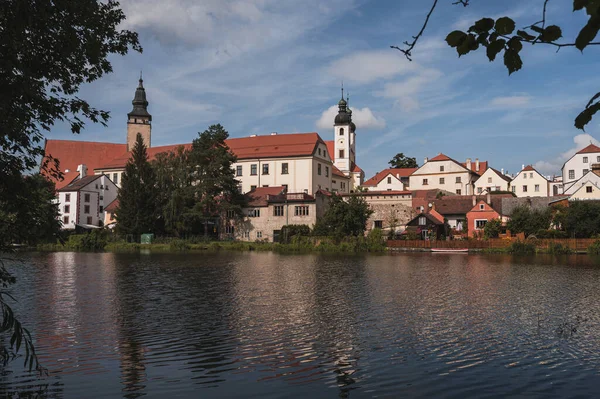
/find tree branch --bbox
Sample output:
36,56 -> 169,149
391,0 -> 439,61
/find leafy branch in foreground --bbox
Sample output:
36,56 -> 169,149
392,0 -> 600,130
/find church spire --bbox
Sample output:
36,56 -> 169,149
128,72 -> 152,121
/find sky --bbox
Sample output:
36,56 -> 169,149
48,0 -> 600,180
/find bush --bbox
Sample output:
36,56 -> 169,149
547,242 -> 573,255
280,225 -> 311,244
535,229 -> 569,239
483,219 -> 502,239
169,239 -> 190,251
508,240 -> 536,254
366,228 -> 386,252
66,230 -> 107,251
588,240 -> 600,255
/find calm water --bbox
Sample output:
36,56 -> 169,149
2,252 -> 600,398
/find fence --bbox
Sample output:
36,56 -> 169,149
387,238 -> 598,251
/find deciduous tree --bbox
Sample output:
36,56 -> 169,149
388,153 -> 418,169
313,194 -> 373,238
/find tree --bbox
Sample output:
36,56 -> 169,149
507,205 -> 552,237
116,134 -> 158,237
187,124 -> 245,236
483,218 -> 502,239
564,201 -> 600,237
389,153 -> 418,168
392,0 -> 600,130
312,194 -> 374,238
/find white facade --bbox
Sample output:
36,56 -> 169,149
474,168 -> 511,194
562,146 -> 600,192
409,157 -> 477,195
510,167 -> 549,197
564,170 -> 600,195
365,173 -> 407,192
569,181 -> 600,201
57,173 -> 118,229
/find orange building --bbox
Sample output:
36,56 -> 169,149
466,200 -> 501,238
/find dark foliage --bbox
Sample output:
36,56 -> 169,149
564,201 -> 600,238
312,194 -> 373,238
507,206 -> 552,237
388,153 -> 418,168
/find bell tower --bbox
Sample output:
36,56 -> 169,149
127,72 -> 152,151
333,86 -> 355,173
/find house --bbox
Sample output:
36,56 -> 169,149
563,163 -> 600,196
44,78 -> 364,197
409,154 -> 488,196
562,143 -> 600,192
56,165 -> 118,229
104,198 -> 119,228
362,168 -> 418,192
405,210 -> 446,240
474,167 -> 512,194
341,190 -> 415,234
510,165 -> 550,197
230,186 -> 329,242
568,181 -> 600,201
466,200 -> 501,238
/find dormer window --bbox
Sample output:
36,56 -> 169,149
339,128 -> 344,136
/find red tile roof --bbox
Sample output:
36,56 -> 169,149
428,209 -> 445,224
97,143 -> 192,169
56,175 -> 102,192
522,165 -> 536,171
363,168 -> 417,186
245,186 -> 287,207
351,163 -> 364,174
343,190 -> 411,196
227,133 -> 324,160
429,153 -> 451,161
577,144 -> 600,154
332,165 -> 347,178
105,198 -> 119,213
461,160 -> 488,175
325,141 -> 335,161
43,140 -> 127,189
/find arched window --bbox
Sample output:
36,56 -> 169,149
339,128 -> 344,136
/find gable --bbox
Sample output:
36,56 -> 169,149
570,181 -> 600,200
564,171 -> 600,194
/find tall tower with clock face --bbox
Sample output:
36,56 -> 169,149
333,89 -> 356,174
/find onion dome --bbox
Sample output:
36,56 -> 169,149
128,73 -> 152,120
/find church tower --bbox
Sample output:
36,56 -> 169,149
333,87 -> 356,173
127,73 -> 152,151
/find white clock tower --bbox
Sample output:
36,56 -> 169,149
333,89 -> 356,174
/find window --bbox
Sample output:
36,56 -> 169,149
251,164 -> 257,175
512,186 -> 516,193
456,177 -> 461,183
99,195 -> 103,201
84,205 -> 90,214
418,216 -> 426,226
262,164 -> 269,175
597,156 -> 600,163
523,173 -> 527,179
374,220 -> 383,229
282,163 -> 289,174
318,148 -> 322,155
325,166 -> 329,177
274,205 -> 284,216
227,210 -> 235,218
529,173 -> 533,178
440,166 -> 444,172
106,186 -> 109,191
587,186 -> 593,193
339,149 -> 345,158
84,193 -> 90,202
248,209 -> 260,218
584,169 -> 589,175
282,184 -> 288,191
100,184 -> 104,189
113,173 -> 119,184
256,231 -> 263,239
236,165 -> 243,176
63,205 -> 70,213
583,156 -> 589,163
295,206 -> 309,216
225,225 -> 234,234
99,206 -> 104,213
480,204 -> 485,210
387,177 -> 392,184
262,185 -> 269,188
523,185 -> 528,192
569,170 -> 575,179
423,179 -> 428,186
339,128 -> 344,136
318,163 -> 322,175
456,189 -> 461,195
477,188 -> 483,194
244,231 -> 250,239
250,185 -> 257,191
65,194 -> 70,202
535,184 -> 540,192
86,216 -> 93,225
95,184 -> 98,189
488,177 -> 492,183
475,220 -> 487,229
439,178 -> 445,184
62,216 -> 69,225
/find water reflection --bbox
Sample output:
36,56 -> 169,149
3,252 -> 600,398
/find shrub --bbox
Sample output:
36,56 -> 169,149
508,240 -> 536,254
169,239 -> 190,251
66,230 -> 108,251
547,242 -> 573,255
366,228 -> 386,252
588,240 -> 600,255
535,229 -> 569,239
483,219 -> 502,239
280,225 -> 311,244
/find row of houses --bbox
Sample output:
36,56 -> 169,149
44,77 -> 600,241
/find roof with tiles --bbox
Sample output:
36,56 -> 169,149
426,153 -> 488,175
105,198 -> 119,213
429,153 -> 452,162
332,164 -> 347,178
363,168 -> 418,186
43,140 -> 127,190
577,144 -> 600,154
244,186 -> 287,207
431,194 -> 514,216
228,133 -> 325,160
56,174 -> 102,192
97,143 -> 192,170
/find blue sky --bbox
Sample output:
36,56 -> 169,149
48,0 -> 600,179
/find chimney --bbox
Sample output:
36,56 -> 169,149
250,134 -> 257,137
76,164 -> 87,179
270,132 -> 277,135
522,164 -> 525,170
424,157 -> 428,164
472,195 -> 476,206
501,168 -> 504,175
396,173 -> 400,179
466,158 -> 472,170
487,193 -> 491,205
475,158 -> 480,172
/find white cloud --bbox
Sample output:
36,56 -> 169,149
534,133 -> 600,174
326,50 -> 418,84
316,105 -> 386,130
490,96 -> 532,108
375,68 -> 443,112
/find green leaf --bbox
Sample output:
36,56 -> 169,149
575,103 -> 600,130
495,17 -> 516,35
508,37 -> 523,52
517,30 -> 537,41
446,30 -> 467,47
486,39 -> 506,61
470,18 -> 495,34
541,25 -> 563,42
530,26 -> 544,34
576,15 -> 600,51
477,32 -> 489,45
504,49 -> 523,75
457,34 -> 478,56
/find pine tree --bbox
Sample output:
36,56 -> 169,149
116,133 -> 158,237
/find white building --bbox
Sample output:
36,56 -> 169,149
362,168 -> 417,191
56,165 -> 118,229
562,143 -> 600,192
474,167 -> 512,194
510,165 -> 549,197
409,154 -> 488,195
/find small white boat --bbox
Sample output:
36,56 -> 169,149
431,248 -> 469,253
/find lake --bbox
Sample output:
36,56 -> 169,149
2,251 -> 600,398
